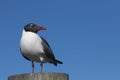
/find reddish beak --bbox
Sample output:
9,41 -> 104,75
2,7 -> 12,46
37,26 -> 46,30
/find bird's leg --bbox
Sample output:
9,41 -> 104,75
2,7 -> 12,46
32,61 -> 34,73
40,63 -> 43,73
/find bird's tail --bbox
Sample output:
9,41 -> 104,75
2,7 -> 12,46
52,59 -> 63,66
55,59 -> 63,64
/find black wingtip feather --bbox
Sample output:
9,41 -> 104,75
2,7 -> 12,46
56,59 -> 63,64
53,59 -> 63,66
56,60 -> 63,64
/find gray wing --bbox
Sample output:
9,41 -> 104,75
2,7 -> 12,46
40,36 -> 55,59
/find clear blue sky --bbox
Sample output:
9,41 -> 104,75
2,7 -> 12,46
0,0 -> 120,80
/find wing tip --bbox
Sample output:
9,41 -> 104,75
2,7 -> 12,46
54,59 -> 63,66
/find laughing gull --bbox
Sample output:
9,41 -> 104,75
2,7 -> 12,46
20,23 -> 63,73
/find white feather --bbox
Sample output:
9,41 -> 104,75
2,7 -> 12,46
20,30 -> 45,62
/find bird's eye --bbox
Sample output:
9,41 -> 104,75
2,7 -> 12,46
30,24 -> 34,28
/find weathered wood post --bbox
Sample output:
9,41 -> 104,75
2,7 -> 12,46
8,72 -> 69,80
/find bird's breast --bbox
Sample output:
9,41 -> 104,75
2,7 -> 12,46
20,31 -> 44,56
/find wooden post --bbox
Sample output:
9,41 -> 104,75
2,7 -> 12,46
8,72 -> 69,80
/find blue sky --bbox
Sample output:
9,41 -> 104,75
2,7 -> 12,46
0,0 -> 120,80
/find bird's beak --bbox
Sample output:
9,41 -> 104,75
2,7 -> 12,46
37,26 -> 46,30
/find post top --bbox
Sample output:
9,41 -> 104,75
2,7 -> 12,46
8,72 -> 69,80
